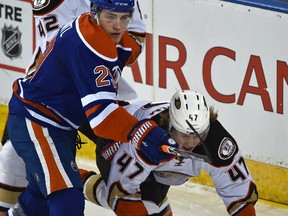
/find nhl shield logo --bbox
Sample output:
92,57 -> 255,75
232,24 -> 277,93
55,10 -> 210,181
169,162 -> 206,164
1,25 -> 22,59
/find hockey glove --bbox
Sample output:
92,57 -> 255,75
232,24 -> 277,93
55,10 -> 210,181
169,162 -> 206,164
128,119 -> 178,164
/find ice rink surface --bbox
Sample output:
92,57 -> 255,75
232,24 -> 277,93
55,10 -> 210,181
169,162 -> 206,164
78,159 -> 288,216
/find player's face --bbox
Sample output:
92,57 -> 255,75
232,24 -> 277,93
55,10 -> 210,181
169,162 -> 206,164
170,128 -> 201,152
98,10 -> 131,44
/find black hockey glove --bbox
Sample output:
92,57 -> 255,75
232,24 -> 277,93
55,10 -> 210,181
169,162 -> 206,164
128,119 -> 178,164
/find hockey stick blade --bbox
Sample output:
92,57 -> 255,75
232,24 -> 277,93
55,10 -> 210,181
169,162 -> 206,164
161,145 -> 211,162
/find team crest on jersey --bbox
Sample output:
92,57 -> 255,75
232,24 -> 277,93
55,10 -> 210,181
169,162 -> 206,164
218,137 -> 236,160
71,160 -> 78,172
33,0 -> 50,10
1,25 -> 22,59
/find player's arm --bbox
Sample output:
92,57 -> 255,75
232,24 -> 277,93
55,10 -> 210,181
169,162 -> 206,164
120,0 -> 146,66
200,120 -> 258,215
127,0 -> 146,44
205,152 -> 258,216
26,1 -> 63,76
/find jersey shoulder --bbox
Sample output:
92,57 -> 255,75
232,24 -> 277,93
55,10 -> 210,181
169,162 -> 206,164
133,102 -> 170,121
77,14 -> 118,60
194,120 -> 239,167
32,0 -> 65,15
119,31 -> 143,65
32,0 -> 89,16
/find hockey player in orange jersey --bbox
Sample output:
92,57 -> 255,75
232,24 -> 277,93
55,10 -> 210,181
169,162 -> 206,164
0,0 -> 147,214
5,0 -> 178,215
0,0 -> 90,214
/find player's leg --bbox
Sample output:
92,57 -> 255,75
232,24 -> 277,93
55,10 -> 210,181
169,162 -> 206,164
7,115 -> 85,216
83,155 -> 173,215
140,173 -> 173,216
6,170 -> 96,216
8,179 -> 49,216
77,121 -> 112,181
0,139 -> 27,215
83,173 -> 172,216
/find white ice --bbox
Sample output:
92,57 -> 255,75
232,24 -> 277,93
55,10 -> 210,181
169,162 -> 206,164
78,158 -> 288,216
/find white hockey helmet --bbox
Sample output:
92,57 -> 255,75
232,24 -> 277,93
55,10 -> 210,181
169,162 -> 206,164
169,90 -> 210,135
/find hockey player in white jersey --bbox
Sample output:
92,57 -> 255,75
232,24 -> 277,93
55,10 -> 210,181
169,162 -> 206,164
82,90 -> 258,216
0,0 -> 147,215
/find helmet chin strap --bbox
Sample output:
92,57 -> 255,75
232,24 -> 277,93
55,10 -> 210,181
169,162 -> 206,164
161,120 -> 212,163
185,120 -> 203,140
185,119 -> 213,163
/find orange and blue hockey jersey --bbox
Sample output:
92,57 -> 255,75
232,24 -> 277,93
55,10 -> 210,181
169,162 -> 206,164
9,13 -> 142,142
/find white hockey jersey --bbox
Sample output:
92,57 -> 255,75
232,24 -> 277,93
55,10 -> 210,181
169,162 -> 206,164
88,102 -> 258,215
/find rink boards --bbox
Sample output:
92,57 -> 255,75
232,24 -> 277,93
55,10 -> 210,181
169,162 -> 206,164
0,0 -> 288,207
1,101 -> 288,206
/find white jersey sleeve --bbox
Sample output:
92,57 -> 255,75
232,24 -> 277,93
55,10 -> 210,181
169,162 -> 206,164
202,152 -> 257,215
117,0 -> 147,101
154,151 -> 257,215
127,0 -> 146,34
26,0 -> 90,74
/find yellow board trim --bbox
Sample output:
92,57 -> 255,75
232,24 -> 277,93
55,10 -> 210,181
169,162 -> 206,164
1,104 -> 288,206
0,104 -> 8,140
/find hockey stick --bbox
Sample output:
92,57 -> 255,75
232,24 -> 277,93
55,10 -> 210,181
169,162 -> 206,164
161,145 -> 210,162
161,119 -> 212,163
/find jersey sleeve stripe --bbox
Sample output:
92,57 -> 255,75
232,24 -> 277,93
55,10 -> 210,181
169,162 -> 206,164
85,104 -> 101,118
26,108 -> 73,130
81,91 -> 117,107
89,103 -> 119,129
93,106 -> 138,142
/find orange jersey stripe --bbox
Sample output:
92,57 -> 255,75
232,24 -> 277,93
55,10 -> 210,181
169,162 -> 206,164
235,203 -> 256,216
31,122 -> 67,192
85,104 -> 102,117
115,199 -> 148,216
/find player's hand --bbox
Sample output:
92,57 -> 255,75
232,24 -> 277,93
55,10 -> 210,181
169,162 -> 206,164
128,119 -> 178,164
